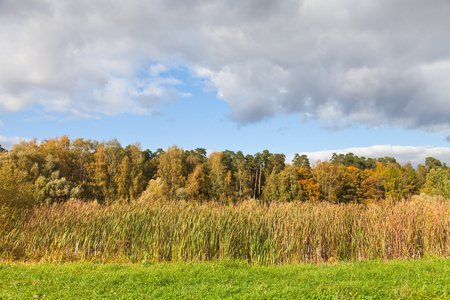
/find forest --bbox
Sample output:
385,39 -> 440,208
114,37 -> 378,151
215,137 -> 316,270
1,135 -> 450,207
1,136 -> 450,264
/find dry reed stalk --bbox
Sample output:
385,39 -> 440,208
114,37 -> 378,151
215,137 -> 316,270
0,196 -> 448,264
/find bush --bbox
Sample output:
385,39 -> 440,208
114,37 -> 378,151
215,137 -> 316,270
34,171 -> 84,204
139,178 -> 165,202
0,166 -> 36,230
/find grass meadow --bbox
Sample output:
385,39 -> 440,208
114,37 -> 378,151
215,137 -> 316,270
1,258 -> 449,299
1,195 -> 449,298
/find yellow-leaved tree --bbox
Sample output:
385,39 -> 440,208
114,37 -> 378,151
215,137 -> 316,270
157,145 -> 186,200
0,158 -> 35,228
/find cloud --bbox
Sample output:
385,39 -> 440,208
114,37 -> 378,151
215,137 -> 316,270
0,0 -> 192,120
1,0 -> 450,131
0,136 -> 30,150
296,145 -> 450,167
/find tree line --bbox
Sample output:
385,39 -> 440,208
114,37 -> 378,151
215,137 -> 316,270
1,136 -> 449,206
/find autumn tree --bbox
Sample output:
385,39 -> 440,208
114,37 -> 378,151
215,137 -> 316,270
127,143 -> 147,199
416,164 -> 428,189
311,161 -> 341,203
207,151 -> 235,202
6,139 -> 44,182
359,168 -> 384,203
403,162 -> 420,195
109,143 -> 149,201
157,145 -> 186,199
208,151 -> 224,201
377,162 -> 415,201
3,136 -> 445,204
183,148 -> 206,177
115,155 -> 132,201
34,171 -> 81,204
336,165 -> 384,203
263,164 -> 303,202
103,138 -> 124,198
297,166 -> 321,201
232,151 -> 253,199
186,163 -> 209,201
69,137 -> 96,184
0,162 -> 35,224
248,150 -> 284,199
90,142 -> 110,200
40,136 -> 72,180
423,168 -> 450,198
337,165 -> 362,203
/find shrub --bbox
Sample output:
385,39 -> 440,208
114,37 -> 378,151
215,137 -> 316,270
0,165 -> 36,236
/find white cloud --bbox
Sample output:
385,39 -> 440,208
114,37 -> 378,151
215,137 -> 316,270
296,145 -> 450,167
0,0 -> 449,132
0,0 -> 192,120
0,136 -> 31,150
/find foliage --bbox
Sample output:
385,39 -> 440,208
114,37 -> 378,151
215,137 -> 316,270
0,166 -> 35,210
34,172 -> 83,204
139,178 -> 165,201
423,168 -> 450,198
311,161 -> 341,203
186,164 -> 209,201
0,164 -> 35,235
263,165 -> 303,202
1,136 -> 449,204
331,152 -> 377,170
157,145 -> 185,200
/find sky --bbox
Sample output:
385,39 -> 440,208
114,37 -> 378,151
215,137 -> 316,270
1,0 -> 450,166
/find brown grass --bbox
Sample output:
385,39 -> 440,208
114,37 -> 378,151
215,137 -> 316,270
1,195 -> 449,264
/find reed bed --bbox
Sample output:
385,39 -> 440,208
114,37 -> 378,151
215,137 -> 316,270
1,195 -> 449,264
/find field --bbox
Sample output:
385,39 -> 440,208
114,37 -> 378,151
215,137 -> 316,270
1,195 -> 449,298
1,195 -> 449,264
1,258 -> 449,299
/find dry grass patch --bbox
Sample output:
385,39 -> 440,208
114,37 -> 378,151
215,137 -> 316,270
1,196 -> 449,264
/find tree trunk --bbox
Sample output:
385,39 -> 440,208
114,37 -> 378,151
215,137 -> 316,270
254,168 -> 258,199
258,164 -> 262,198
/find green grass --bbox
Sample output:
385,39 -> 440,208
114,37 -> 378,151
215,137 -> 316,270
1,258 -> 449,299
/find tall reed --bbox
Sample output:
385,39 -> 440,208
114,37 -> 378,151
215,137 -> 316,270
1,195 -> 449,264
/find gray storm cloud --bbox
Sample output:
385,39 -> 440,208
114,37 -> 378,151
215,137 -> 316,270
0,0 -> 449,130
